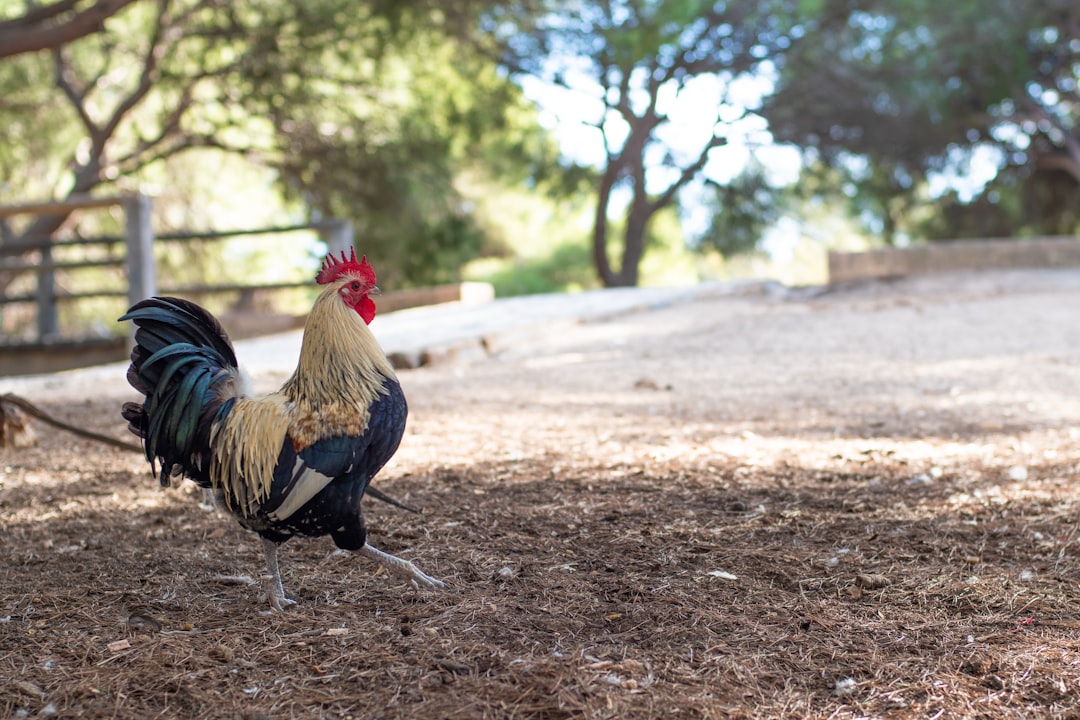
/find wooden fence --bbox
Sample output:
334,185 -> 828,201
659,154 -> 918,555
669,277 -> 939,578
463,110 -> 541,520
0,194 -> 493,376
0,193 -> 353,343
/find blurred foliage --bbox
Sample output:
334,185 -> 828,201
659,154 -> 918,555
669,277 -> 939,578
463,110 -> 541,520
697,163 -> 792,257
271,24 -> 580,289
467,241 -> 596,296
459,164 -> 599,294
762,0 -> 1080,244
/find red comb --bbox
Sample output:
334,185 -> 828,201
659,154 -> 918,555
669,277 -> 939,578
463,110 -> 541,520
315,248 -> 376,286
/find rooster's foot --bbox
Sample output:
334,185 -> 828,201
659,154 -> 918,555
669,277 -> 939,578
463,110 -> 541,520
261,537 -> 297,611
266,587 -> 298,612
356,543 -> 446,590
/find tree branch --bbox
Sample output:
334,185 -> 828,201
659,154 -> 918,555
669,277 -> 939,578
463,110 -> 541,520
1033,151 -> 1080,183
116,134 -> 259,176
99,0 -> 174,143
648,132 -> 729,214
1023,97 -> 1080,171
52,46 -> 102,138
1,393 -> 143,453
0,0 -> 140,59
111,85 -> 196,169
1,0 -> 81,29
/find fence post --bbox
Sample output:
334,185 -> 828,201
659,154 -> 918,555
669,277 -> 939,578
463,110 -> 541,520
36,244 -> 58,339
124,193 -> 156,309
320,219 -> 354,257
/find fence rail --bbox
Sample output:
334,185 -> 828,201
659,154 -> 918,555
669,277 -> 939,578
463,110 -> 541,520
0,236 -> 125,257
0,194 -> 130,219
0,222 -> 338,257
2,280 -> 317,305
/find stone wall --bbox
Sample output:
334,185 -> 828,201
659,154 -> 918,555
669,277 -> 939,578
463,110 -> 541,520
828,236 -> 1080,283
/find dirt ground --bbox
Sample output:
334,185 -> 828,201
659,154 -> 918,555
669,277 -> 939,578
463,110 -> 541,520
3,269 -> 1080,719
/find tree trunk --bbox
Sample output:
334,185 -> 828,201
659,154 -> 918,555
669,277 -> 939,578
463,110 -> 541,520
591,201 -> 649,288
613,199 -> 650,287
592,189 -> 648,288
591,191 -> 656,287
593,136 -> 658,288
592,165 -> 620,287
612,155 -> 654,288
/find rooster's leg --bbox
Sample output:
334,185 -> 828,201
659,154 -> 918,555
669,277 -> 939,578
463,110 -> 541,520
355,543 -> 446,589
199,487 -> 217,512
261,537 -> 297,611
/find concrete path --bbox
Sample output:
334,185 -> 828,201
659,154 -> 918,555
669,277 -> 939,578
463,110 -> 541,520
1,280 -> 773,398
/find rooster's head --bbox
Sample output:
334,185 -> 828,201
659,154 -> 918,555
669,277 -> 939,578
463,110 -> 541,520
316,248 -> 379,324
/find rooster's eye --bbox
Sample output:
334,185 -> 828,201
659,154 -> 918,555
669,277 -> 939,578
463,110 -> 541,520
350,282 -> 361,290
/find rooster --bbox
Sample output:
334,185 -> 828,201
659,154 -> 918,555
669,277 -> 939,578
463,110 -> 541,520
120,249 -> 445,610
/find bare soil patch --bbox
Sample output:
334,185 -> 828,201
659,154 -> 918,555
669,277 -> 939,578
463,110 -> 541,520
2,270 -> 1080,719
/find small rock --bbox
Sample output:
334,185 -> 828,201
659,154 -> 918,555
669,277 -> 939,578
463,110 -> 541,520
124,611 -> 162,633
962,656 -> 993,675
706,570 -> 738,581
855,574 -> 890,589
833,677 -> 857,696
436,658 -> 471,675
13,680 -> 43,698
1007,466 -> 1028,481
209,644 -> 235,662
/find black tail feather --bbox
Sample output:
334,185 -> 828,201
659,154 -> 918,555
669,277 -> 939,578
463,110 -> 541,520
120,297 -> 241,487
123,296 -> 237,367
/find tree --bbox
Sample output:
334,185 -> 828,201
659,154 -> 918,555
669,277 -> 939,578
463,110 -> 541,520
760,0 -> 1080,243
0,0 -> 315,288
0,0 -> 561,288
498,0 -> 800,286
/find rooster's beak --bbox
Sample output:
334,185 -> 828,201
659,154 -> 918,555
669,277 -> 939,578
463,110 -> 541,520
370,285 -> 381,296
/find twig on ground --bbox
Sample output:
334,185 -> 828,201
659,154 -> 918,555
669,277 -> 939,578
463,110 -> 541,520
2,392 -> 141,452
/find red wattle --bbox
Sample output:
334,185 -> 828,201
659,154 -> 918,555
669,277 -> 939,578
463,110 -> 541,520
358,295 -> 376,325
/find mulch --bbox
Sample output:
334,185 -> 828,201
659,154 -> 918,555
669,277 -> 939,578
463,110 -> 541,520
3,395 -> 1080,719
